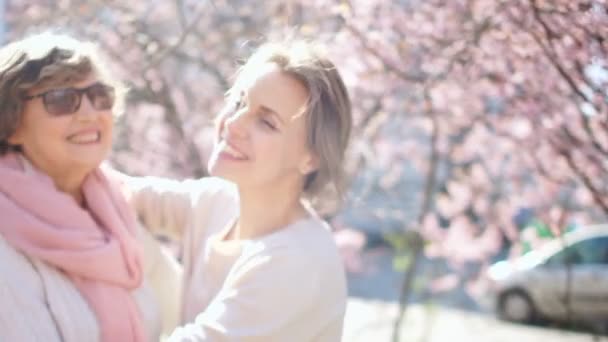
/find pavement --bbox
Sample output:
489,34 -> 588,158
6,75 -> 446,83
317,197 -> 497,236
343,298 -> 608,342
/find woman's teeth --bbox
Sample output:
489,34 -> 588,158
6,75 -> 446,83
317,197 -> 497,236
68,132 -> 100,143
224,144 -> 246,159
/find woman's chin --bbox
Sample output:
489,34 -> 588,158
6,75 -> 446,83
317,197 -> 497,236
65,146 -> 110,169
62,154 -> 107,175
208,159 -> 232,178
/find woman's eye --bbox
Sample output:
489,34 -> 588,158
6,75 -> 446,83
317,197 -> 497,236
260,118 -> 276,130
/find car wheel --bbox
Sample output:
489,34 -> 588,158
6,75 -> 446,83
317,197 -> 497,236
498,290 -> 535,323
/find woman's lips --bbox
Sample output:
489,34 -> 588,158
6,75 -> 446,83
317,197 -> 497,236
67,130 -> 101,144
218,140 -> 248,160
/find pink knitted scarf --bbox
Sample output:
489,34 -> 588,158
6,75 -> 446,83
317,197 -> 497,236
0,153 -> 145,341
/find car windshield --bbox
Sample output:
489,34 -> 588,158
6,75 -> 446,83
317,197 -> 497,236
542,235 -> 608,266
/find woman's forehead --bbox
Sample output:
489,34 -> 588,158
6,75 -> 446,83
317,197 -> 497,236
241,64 -> 309,119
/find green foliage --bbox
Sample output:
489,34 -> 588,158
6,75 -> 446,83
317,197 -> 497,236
393,253 -> 412,273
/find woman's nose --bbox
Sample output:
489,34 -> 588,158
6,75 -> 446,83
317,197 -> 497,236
223,110 -> 248,138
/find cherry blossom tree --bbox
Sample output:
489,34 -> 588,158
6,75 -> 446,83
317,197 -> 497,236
295,0 -> 608,337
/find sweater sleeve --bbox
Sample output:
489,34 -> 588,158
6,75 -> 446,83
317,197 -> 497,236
139,226 -> 183,336
167,250 -> 320,342
120,174 -> 218,241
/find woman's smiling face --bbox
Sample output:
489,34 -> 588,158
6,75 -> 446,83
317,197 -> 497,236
208,63 -> 316,191
9,74 -> 114,178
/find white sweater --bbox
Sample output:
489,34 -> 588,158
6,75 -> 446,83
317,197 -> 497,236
129,176 -> 347,342
0,225 -> 182,342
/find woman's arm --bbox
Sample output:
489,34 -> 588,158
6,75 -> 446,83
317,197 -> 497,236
139,226 -> 183,336
119,174 -> 199,240
117,171 -> 237,243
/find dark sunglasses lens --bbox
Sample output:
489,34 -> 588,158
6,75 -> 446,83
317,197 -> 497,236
43,89 -> 79,115
88,84 -> 115,111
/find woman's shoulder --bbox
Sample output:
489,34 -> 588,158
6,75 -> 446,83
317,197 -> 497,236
242,218 -> 343,275
233,219 -> 346,305
0,235 -> 100,341
267,217 -> 336,252
0,234 -> 41,286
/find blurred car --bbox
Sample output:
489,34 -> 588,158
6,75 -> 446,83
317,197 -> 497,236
483,225 -> 608,327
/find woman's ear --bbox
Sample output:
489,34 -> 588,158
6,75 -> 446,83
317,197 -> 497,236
299,152 -> 319,175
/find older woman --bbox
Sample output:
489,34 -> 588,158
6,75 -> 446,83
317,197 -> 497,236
0,33 -> 180,342
126,40 -> 352,341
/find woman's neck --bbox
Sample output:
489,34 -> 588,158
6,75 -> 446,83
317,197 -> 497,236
233,183 -> 308,240
53,173 -> 87,207
21,154 -> 88,207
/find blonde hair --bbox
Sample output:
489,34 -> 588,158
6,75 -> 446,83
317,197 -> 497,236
225,41 -> 352,200
0,32 -> 125,155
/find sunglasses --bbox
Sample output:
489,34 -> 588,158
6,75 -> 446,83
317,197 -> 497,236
23,82 -> 115,116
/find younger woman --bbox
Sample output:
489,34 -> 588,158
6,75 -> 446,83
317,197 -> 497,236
128,40 -> 352,341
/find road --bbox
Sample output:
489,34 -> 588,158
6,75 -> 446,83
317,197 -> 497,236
343,298 -> 608,342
